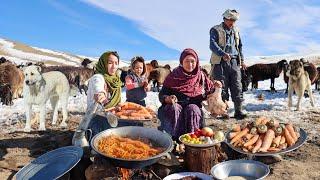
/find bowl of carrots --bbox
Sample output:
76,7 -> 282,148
105,102 -> 157,121
225,116 -> 307,156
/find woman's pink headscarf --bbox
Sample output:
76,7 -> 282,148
163,48 -> 214,97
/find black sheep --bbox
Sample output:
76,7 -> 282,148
246,59 -> 288,91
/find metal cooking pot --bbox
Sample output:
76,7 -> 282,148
90,126 -> 173,169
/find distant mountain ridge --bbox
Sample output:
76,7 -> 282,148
0,38 -> 96,66
1,37 -> 319,67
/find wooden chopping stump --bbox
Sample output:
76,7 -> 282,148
184,145 -> 219,174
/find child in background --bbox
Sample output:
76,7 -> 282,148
125,56 -> 151,106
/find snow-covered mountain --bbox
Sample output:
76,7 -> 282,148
1,37 -> 320,68
0,38 -> 93,66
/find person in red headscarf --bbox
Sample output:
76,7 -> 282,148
158,48 -> 222,139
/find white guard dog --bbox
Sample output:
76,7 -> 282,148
23,65 -> 70,132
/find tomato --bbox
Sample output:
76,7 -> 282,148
194,131 -> 200,137
196,129 -> 203,136
190,134 -> 197,139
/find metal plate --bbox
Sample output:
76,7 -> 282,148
225,128 -> 307,156
179,135 -> 225,148
16,146 -> 83,180
164,172 -> 212,180
90,126 -> 174,169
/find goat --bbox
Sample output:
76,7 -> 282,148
246,59 -> 288,91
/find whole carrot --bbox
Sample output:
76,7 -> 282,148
244,135 -> 259,147
286,124 -> 298,142
252,137 -> 263,153
230,128 -> 249,144
259,129 -> 275,152
279,136 -> 286,145
284,128 -> 295,146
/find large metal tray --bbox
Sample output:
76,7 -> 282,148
15,146 -> 83,180
225,128 -> 307,156
90,126 -> 173,169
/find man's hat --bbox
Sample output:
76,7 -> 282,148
223,9 -> 240,21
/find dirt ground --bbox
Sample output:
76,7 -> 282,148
0,109 -> 319,180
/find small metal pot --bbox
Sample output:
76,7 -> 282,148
211,160 -> 270,180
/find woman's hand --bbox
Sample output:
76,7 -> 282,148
144,84 -> 151,92
165,95 -> 178,104
213,80 -> 223,88
139,81 -> 148,87
94,92 -> 107,104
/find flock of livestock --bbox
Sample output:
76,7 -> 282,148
0,56 -> 319,106
0,57 -> 171,106
240,58 -> 320,93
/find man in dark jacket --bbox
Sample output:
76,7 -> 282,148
209,9 -> 247,119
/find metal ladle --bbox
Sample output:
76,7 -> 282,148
72,102 -> 119,148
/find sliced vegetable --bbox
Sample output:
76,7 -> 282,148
267,119 -> 279,128
257,124 -> 268,134
274,126 -> 283,136
250,127 -> 258,135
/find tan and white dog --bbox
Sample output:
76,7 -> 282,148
287,60 -> 315,111
23,65 -> 70,132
